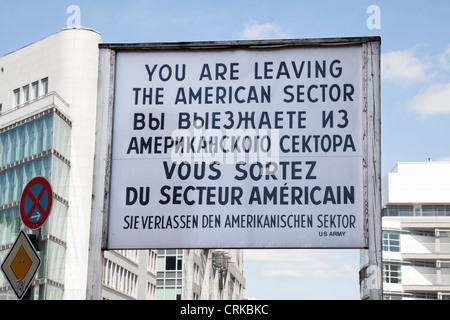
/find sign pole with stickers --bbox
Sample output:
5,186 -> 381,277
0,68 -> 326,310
1,176 -> 53,300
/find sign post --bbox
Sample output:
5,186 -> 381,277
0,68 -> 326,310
88,37 -> 382,299
1,177 -> 52,299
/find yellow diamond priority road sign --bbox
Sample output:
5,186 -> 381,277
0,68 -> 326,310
1,230 -> 41,300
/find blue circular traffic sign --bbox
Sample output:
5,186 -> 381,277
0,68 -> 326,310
20,177 -> 53,229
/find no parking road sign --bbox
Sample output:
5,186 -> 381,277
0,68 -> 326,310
20,177 -> 53,230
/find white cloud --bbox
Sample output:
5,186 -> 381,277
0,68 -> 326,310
408,82 -> 450,116
439,44 -> 450,69
237,21 -> 290,40
382,49 -> 432,85
382,44 -> 450,117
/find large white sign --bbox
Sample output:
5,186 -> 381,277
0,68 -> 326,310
106,42 -> 374,249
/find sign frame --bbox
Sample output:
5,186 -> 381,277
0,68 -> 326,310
87,37 -> 381,297
90,37 -> 381,250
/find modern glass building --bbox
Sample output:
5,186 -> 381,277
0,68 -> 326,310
0,97 -> 71,299
0,27 -> 102,299
360,161 -> 450,300
155,249 -> 245,300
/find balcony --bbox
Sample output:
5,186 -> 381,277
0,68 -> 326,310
401,233 -> 450,261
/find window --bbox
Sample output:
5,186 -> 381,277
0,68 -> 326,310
384,263 -> 401,284
156,250 -> 184,300
166,256 -> 176,270
177,256 -> 182,270
384,294 -> 403,300
41,78 -> 48,95
383,231 -> 400,252
414,207 -> 421,216
383,205 -> 414,216
11,78 -> 48,107
32,82 -> 39,99
23,85 -> 30,103
422,205 -> 450,216
0,104 -> 2,115
13,89 -> 20,106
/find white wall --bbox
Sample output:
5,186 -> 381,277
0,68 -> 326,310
383,162 -> 450,206
57,28 -> 101,299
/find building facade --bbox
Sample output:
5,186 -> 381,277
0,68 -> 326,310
155,249 -> 245,300
0,27 -> 102,299
101,249 -> 245,300
360,161 -> 450,300
0,28 -> 245,300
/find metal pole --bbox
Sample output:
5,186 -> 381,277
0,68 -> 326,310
23,229 -> 41,300
86,48 -> 115,300
364,40 -> 383,300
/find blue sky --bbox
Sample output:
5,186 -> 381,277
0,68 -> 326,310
2,0 -> 450,300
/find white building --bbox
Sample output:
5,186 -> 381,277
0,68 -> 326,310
0,27 -> 103,299
101,248 -> 245,300
0,28 -> 245,300
360,161 -> 450,300
155,249 -> 245,300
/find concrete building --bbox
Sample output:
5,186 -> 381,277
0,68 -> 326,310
155,249 -> 245,300
360,161 -> 450,300
0,28 -> 245,300
102,248 -> 245,300
0,27 -> 102,299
